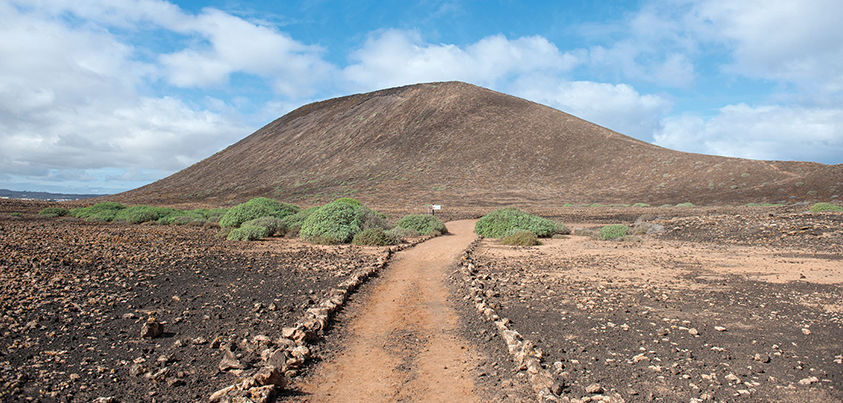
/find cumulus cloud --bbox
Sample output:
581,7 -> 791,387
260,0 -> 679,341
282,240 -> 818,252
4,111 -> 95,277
655,104 -> 843,163
159,8 -> 336,98
510,76 -> 671,142
0,1 -> 251,192
341,29 -> 582,92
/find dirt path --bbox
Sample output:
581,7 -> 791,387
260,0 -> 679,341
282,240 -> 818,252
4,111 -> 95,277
295,220 -> 483,402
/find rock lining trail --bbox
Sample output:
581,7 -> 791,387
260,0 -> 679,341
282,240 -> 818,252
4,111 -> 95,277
295,220 -> 484,402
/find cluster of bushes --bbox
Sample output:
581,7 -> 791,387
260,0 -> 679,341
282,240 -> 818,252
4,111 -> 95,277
38,197 -> 451,246
217,198 -> 446,245
40,202 -> 227,226
474,207 -> 568,246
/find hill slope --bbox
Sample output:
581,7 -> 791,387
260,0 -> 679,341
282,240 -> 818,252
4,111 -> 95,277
114,82 -> 842,209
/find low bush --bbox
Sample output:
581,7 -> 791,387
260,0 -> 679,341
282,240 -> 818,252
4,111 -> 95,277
351,228 -> 396,246
114,206 -> 180,224
219,197 -> 299,228
38,207 -> 70,217
632,203 -> 650,207
333,198 -> 362,207
281,206 -> 319,237
810,202 -> 843,213
9,212 -> 22,217
501,231 -> 541,246
394,214 -> 447,236
73,202 -> 126,222
598,224 -> 629,240
300,199 -> 388,244
474,207 -> 563,238
386,227 -> 418,242
226,224 -> 270,241
675,203 -> 695,208
242,216 -> 286,236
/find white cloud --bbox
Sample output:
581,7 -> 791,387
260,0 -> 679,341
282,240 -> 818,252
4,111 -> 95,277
690,0 -> 843,88
655,104 -> 843,163
0,1 -> 251,190
341,29 -> 582,92
510,76 -> 671,142
159,8 -> 336,98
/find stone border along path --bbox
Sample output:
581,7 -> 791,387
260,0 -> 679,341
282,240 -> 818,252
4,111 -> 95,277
208,234 -> 438,403
456,239 -> 627,403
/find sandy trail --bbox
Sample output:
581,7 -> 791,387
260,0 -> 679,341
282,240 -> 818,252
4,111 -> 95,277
296,220 -> 482,402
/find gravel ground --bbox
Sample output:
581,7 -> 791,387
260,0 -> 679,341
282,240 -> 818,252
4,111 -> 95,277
0,205 -> 381,403
463,210 -> 843,402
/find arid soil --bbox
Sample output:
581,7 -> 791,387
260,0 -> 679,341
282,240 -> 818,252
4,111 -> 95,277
461,211 -> 842,402
0,201 -> 386,402
3,199 -> 842,403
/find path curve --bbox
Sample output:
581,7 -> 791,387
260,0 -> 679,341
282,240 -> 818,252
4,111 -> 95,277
296,220 -> 482,402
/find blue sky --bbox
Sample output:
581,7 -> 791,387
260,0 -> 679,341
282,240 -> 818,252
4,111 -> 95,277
2,0 -> 842,194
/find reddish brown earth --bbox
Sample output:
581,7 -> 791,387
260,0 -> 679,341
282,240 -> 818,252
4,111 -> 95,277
109,81 -> 842,210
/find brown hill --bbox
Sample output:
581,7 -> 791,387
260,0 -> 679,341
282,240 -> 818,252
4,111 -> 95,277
113,81 -> 842,210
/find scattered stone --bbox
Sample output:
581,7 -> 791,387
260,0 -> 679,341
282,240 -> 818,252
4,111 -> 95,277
798,376 -> 819,385
754,353 -> 771,363
688,328 -> 699,336
714,326 -> 727,332
141,319 -> 164,338
253,366 -> 286,388
585,383 -> 604,394
219,349 -> 247,371
801,328 -> 812,335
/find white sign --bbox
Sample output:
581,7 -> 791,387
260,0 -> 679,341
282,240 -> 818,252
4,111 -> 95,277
431,205 -> 441,210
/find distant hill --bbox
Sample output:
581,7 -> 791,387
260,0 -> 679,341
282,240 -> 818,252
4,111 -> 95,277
0,189 -> 105,201
113,81 -> 842,209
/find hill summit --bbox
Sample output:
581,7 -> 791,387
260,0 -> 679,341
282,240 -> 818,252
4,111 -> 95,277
116,81 -> 841,209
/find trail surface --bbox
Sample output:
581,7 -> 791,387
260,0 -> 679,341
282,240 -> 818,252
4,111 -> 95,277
296,220 -> 483,402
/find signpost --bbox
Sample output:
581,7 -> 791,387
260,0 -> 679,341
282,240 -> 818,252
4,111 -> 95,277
428,204 -> 442,216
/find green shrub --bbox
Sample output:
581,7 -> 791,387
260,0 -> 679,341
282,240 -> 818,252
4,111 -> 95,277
157,210 -> 206,225
474,207 -> 563,238
351,228 -> 396,246
243,216 -> 286,236
200,209 -> 228,223
226,224 -> 270,241
395,214 -> 447,236
280,206 -> 319,237
632,203 -> 650,207
73,202 -> 126,222
114,206 -> 180,224
300,201 -> 363,244
810,202 -> 843,213
501,231 -> 541,246
38,207 -> 70,217
386,227 -> 418,242
675,203 -> 695,208
300,200 -> 387,244
9,212 -> 22,217
598,224 -> 629,240
220,197 -> 299,228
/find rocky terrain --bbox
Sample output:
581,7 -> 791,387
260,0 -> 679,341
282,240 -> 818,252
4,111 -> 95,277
0,200 -> 389,402
455,209 -> 843,402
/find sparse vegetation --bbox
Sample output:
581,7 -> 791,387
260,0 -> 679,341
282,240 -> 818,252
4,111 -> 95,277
38,207 -> 70,217
226,224 -> 270,241
72,202 -> 126,222
474,207 -> 564,238
242,216 -> 286,236
394,214 -> 447,236
219,197 -> 299,228
809,202 -> 843,213
114,206 -> 180,224
632,203 -> 650,207
9,212 -> 22,217
501,231 -> 541,246
598,224 -> 629,240
675,203 -> 695,208
351,228 -> 396,246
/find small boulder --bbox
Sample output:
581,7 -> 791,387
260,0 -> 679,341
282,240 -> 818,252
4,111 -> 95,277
141,320 -> 164,339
